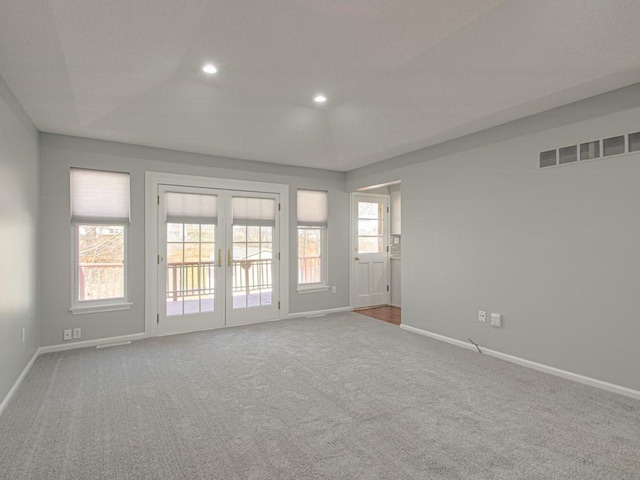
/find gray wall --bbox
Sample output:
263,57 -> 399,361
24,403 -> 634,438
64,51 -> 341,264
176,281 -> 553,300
347,84 -> 640,391
0,75 -> 39,401
39,134 -> 349,347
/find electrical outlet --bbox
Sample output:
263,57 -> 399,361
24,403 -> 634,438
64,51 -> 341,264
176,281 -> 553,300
331,286 -> 337,294
63,329 -> 72,341
491,313 -> 502,327
22,328 -> 26,343
478,310 -> 486,323
73,328 -> 82,339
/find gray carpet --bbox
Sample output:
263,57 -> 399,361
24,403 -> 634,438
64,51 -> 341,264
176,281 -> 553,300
1,313 -> 639,479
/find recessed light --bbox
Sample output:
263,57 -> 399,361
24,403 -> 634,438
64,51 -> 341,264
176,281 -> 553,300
314,94 -> 327,104
202,63 -> 218,75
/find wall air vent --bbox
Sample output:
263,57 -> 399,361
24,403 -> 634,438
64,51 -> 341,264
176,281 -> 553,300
540,130 -> 638,169
603,136 -> 625,157
539,150 -> 557,168
558,145 -> 577,165
629,132 -> 640,152
580,141 -> 600,161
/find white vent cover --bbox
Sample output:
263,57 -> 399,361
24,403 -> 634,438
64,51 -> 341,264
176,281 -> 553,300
539,131 -> 639,168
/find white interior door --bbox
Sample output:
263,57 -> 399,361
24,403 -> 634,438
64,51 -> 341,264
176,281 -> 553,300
157,186 -> 279,335
352,194 -> 390,309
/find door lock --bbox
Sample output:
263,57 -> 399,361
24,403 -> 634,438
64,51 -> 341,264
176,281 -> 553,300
355,257 -> 360,261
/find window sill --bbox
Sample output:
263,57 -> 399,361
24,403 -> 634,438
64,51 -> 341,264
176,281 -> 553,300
297,285 -> 330,294
70,301 -> 133,315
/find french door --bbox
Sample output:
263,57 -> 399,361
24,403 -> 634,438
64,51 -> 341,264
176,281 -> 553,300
352,193 -> 390,309
157,185 -> 279,335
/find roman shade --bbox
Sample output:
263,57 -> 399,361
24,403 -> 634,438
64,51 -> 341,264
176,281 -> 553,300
70,168 -> 130,223
232,197 -> 276,226
165,192 -> 218,224
297,190 -> 328,227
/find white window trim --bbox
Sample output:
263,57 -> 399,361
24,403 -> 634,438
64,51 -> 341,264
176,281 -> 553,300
296,226 -> 329,293
70,223 -> 132,315
297,285 -> 330,294
70,301 -> 133,315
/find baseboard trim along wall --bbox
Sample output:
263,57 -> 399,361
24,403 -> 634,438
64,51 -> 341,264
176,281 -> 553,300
38,333 -> 147,354
0,350 -> 39,417
288,306 -> 353,319
399,324 -> 640,401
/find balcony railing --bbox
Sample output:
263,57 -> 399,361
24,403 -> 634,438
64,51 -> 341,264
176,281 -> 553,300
79,263 -> 124,301
80,257 -> 318,302
166,259 -> 273,300
298,256 -> 321,284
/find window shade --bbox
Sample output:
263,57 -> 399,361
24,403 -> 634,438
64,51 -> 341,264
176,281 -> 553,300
232,197 -> 275,226
165,192 -> 218,224
70,169 -> 130,223
297,190 -> 328,227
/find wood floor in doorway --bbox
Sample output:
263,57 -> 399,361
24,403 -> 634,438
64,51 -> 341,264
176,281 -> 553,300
355,305 -> 401,325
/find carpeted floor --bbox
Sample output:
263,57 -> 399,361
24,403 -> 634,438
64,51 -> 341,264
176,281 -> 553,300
1,312 -> 639,479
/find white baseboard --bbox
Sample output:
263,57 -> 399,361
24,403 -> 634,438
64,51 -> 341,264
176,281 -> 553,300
38,333 -> 147,354
400,324 -> 640,401
0,349 -> 39,417
288,306 -> 353,319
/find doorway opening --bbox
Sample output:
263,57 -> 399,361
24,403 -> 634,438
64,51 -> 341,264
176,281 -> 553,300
350,181 -> 401,324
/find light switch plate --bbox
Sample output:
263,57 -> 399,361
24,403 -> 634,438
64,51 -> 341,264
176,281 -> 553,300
491,313 -> 502,327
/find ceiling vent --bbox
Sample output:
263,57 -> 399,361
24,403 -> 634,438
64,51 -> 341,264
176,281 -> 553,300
539,131 -> 639,169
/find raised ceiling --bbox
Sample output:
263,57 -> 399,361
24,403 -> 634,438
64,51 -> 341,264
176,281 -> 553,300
1,0 -> 640,172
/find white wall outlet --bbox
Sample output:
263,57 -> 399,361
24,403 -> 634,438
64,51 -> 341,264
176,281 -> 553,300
491,313 -> 502,327
22,327 -> 26,343
478,310 -> 486,323
331,286 -> 337,294
63,329 -> 72,341
73,328 -> 82,339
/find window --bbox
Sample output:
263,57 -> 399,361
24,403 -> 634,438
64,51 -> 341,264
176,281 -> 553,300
70,168 -> 131,313
297,190 -> 328,291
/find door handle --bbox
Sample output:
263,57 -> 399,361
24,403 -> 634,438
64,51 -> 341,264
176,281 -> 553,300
355,257 -> 360,261
217,249 -> 222,267
227,249 -> 232,267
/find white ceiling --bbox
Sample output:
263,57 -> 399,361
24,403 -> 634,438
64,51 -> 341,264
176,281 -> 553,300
1,0 -> 640,172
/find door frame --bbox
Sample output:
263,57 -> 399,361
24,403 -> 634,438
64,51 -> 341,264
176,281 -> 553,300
349,192 -> 390,309
145,172 -> 289,337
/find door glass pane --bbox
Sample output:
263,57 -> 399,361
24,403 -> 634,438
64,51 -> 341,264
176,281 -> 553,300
232,224 -> 273,309
358,237 -> 383,254
166,222 -> 216,316
357,201 -> 384,254
358,202 -> 379,219
358,219 -> 380,236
